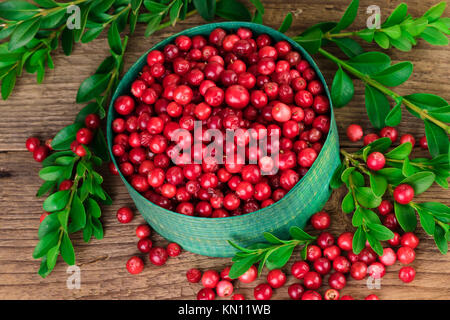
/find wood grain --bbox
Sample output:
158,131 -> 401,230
0,0 -> 449,300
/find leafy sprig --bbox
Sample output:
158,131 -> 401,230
332,137 -> 450,255
228,227 -> 316,279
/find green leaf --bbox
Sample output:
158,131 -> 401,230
425,120 -> 449,158
366,222 -> 394,241
40,9 -> 65,29
38,213 -> 60,239
293,28 -> 322,55
366,232 -> 384,256
420,27 -> 449,46
341,167 -> 355,184
352,226 -> 366,254
51,123 -> 83,150
131,0 -> 143,12
249,0 -> 265,14
74,3 -> 92,42
265,244 -> 296,269
417,202 -> 450,223
143,0 -> 168,12
428,105 -> 450,123
364,137 -> 392,153
1,68 -> 16,100
374,32 -> 390,49
70,195 -> 86,232
90,129 -> 109,162
402,157 -> 418,177
169,0 -> 182,26
434,224 -> 448,254
278,13 -> 293,33
0,1 -> 39,20
348,51 -> 391,75
331,66 -> 354,108
36,180 -> 56,197
46,244 -> 60,270
400,171 -> 435,195
404,93 -> 448,112
144,15 -> 162,37
39,166 -> 65,181
228,254 -> 260,279
61,28 -> 74,56
424,2 -> 446,22
331,0 -> 359,33
394,203 -> 417,232
342,192 -> 355,214
369,173 -> 387,197
382,25 -> 402,39
365,85 -> 390,129
83,222 -> 92,242
385,99 -> 402,126
215,0 -> 251,21
43,190 -> 70,212
330,163 -> 345,189
371,62 -> 413,87
385,142 -> 412,160
352,206 -> 364,226
193,0 -> 216,21
60,232 -> 75,265
382,3 -> 408,27
76,73 -> 110,103
356,28 -> 375,42
417,208 -> 436,236
355,187 -> 381,208
81,26 -> 104,44
252,10 -> 263,24
289,226 -> 315,241
390,31 -> 413,52
33,230 -> 59,258
361,207 -> 382,224
332,38 -> 364,58
91,217 -> 103,239
108,22 -> 122,55
87,197 -> 101,218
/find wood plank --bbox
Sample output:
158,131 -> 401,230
0,0 -> 449,300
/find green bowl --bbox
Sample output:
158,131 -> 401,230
107,22 -> 340,257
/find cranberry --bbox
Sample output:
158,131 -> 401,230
419,136 -> 428,149
301,290 -> 322,300
317,232 -> 334,249
365,294 -> 380,300
306,245 -> 322,262
291,261 -> 310,279
149,247 -> 168,266
115,96 -> 135,115
324,289 -> 340,300
225,85 -> 249,109
400,232 -> 419,249
358,248 -> 377,265
238,265 -> 257,283
328,272 -> 346,290
303,271 -> 322,289
380,126 -> 398,142
137,238 -> 153,253
26,137 -> 40,152
337,232 -> 353,251
215,280 -> 234,297
340,295 -> 354,300
350,262 -> 368,280
59,180 -> 73,191
393,184 -> 414,204
324,245 -> 341,261
368,262 -> 386,279
288,283 -> 304,300
126,256 -> 144,274
40,212 -> 50,223
313,257 -> 331,275
197,288 -> 215,300
364,133 -> 380,146
136,224 -> 151,239
367,152 -> 385,171
333,256 -> 351,273
201,270 -> 220,288
383,213 -> 399,230
400,134 -> 415,147
33,145 -> 49,162
378,200 -> 393,215
397,246 -> 416,264
298,148 -> 317,167
231,294 -> 245,300
167,243 -> 181,257
186,268 -> 202,283
399,266 -> 416,283
346,124 -> 363,142
254,283 -> 273,300
310,211 -> 330,230
379,247 -> 397,266
116,207 -> 133,224
267,269 -> 286,288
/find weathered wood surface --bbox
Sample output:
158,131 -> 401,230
0,0 -> 449,300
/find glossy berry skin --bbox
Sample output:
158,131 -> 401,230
340,295 -> 354,300
126,256 -> 144,275
393,184 -> 414,204
310,211 -> 330,230
116,207 -> 133,224
324,289 -> 340,300
239,265 -> 257,283
337,232 -> 353,251
291,261 -> 310,279
368,262 -> 386,279
33,146 -> 49,162
328,272 -> 346,290
254,283 -> 273,300
186,268 -> 202,283
397,246 -> 416,264
317,232 -> 334,249
303,271 -> 322,290
267,269 -> 286,288
400,232 -> 419,249
399,266 -> 416,283
167,243 -> 181,257
76,128 -> 93,145
197,288 -> 215,300
350,262 -> 367,280
216,280 -> 234,297
378,200 -> 393,216
306,245 -> 322,262
59,179 -> 73,191
323,245 -> 341,261
333,256 -> 351,273
26,137 -> 40,152
346,124 -> 363,142
367,152 -> 385,171
137,238 -> 153,253
114,96 -> 135,115
288,283 -> 304,300
364,133 -> 380,146
301,290 -> 322,300
379,247 -> 397,266
136,224 -> 151,239
400,134 -> 415,147
380,126 -> 398,143
149,247 -> 168,266
365,294 -> 380,300
201,270 -> 220,288
231,294 -> 245,300
85,114 -> 100,129
313,257 -> 331,275
419,136 -> 428,150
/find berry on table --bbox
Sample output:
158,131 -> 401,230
291,261 -> 310,279
310,211 -> 330,230
367,152 -> 385,171
393,184 -> 414,204
365,294 -> 380,300
116,207 -> 134,224
137,238 -> 153,253
399,266 -> 416,283
288,283 -> 304,300
126,256 -> 144,275
380,126 -> 398,143
167,243 -> 181,257
216,280 -> 234,297
238,265 -> 257,283
201,270 -> 220,288
324,289 -> 340,300
346,124 -> 363,142
149,247 -> 168,266
197,288 -> 215,300
136,224 -> 151,238
186,268 -> 202,283
400,232 -> 419,249
397,246 -> 416,264
26,137 -> 40,152
254,283 -> 273,300
267,269 -> 286,288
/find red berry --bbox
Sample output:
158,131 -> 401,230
340,295 -> 354,300
350,262 -> 368,280
59,179 -> 73,191
363,133 -> 380,146
225,85 -> 249,109
33,146 -> 49,162
367,152 -> 385,171
116,207 -> 133,224
40,212 -> 50,223
114,96 -> 135,115
365,294 -> 380,300
346,124 -> 363,142
137,238 -> 153,253
378,200 -> 393,215
310,211 -> 330,230
291,261 -> 310,279
379,247 -> 397,266
238,265 -> 257,283
303,271 -> 322,289
306,245 -> 322,262
328,272 -> 346,290
301,290 -> 322,300
272,102 -> 291,122
231,294 -> 245,300
323,245 -> 341,261
166,243 -> 181,257
186,268 -> 202,283
380,126 -> 398,143
368,262 -> 386,279
136,224 -> 151,239
313,257 -> 331,275
197,288 -> 215,300
126,256 -> 144,274
149,247 -> 168,266
400,232 -> 419,249
337,232 -> 353,251
400,134 -> 415,147
201,270 -> 220,288
254,283 -> 273,300
216,280 -> 234,297
399,266 -> 416,283
317,232 -> 334,249
288,283 -> 304,300
393,184 -> 414,204
397,246 -> 416,264
85,114 -> 100,129
419,136 -> 428,149
333,256 -> 351,273
324,289 -> 340,300
26,137 -> 40,152
267,269 -> 286,288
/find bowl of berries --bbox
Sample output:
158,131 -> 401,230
107,22 -> 340,257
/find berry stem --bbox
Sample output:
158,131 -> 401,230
318,48 -> 450,134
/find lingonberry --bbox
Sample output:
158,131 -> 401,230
291,261 -> 310,279
388,232 -> 401,246
397,246 -> 416,264
379,247 -> 397,266
33,145 -> 49,162
301,290 -> 322,300
350,262 -> 368,280
333,256 -> 351,273
267,269 -> 286,288
306,245 -> 322,262
399,266 -> 416,283
216,280 -> 234,297
40,212 -> 50,223
317,232 -> 335,249
271,102 -> 291,122
136,224 -> 151,239
114,96 -> 135,115
313,257 -> 331,275
310,211 -> 331,230
340,295 -> 354,300
116,207 -> 133,224
186,268 -> 202,283
346,124 -> 363,142
26,137 -> 40,152
126,256 -> 144,275
254,283 -> 273,300
337,232 -> 353,251
380,126 -> 398,142
393,184 -> 414,204
383,213 -> 399,230
400,134 -> 415,147
231,294 -> 245,300
167,243 -> 181,257
367,152 -> 386,171
202,270 -> 220,288
324,289 -> 340,300
303,271 -> 322,290
358,248 -> 377,265
419,136 -> 428,149
219,266 -> 231,280
288,283 -> 304,300
378,200 -> 393,215
197,288 -> 215,300
400,232 -> 419,249
324,245 -> 341,261
149,247 -> 168,266
239,265 -> 257,283
363,133 -> 380,146
137,238 -> 153,253
328,272 -> 346,290
59,179 -> 73,191
365,294 -> 380,300
368,262 -> 386,279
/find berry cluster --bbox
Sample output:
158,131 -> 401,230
110,28 -> 331,217
120,207 -> 182,274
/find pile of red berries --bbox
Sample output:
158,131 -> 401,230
119,207 -> 182,274
25,136 -> 52,162
110,27 -> 331,217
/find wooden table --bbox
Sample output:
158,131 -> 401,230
0,0 -> 449,300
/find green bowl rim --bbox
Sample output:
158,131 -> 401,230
107,21 -> 337,222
